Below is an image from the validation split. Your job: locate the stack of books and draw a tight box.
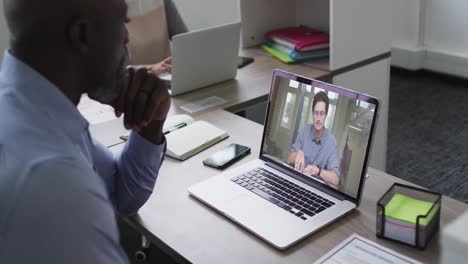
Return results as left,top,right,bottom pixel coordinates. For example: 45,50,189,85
262,25,330,63
383,193,438,246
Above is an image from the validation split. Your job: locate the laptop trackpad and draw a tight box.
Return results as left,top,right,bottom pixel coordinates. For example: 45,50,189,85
223,194,302,248
224,194,293,225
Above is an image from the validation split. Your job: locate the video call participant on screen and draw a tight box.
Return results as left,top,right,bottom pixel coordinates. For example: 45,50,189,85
287,91,340,189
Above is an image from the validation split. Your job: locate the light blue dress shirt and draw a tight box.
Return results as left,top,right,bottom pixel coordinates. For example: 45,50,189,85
291,125,340,176
0,51,166,263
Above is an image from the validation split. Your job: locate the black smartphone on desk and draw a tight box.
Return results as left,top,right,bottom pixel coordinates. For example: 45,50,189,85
203,143,251,169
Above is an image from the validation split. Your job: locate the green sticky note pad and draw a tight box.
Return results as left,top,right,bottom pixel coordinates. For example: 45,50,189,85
385,193,438,226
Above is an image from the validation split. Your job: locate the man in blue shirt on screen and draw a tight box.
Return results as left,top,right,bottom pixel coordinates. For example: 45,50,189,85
287,91,340,189
0,0,170,263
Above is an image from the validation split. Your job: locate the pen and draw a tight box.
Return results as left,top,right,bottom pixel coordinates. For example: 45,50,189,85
119,122,187,140
163,122,187,135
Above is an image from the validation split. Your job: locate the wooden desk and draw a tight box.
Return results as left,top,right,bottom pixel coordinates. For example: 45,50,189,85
90,47,328,147
108,109,466,264
167,47,330,116
91,49,467,263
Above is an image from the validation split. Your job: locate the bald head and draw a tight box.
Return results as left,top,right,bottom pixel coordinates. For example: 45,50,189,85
4,0,102,49
3,0,130,105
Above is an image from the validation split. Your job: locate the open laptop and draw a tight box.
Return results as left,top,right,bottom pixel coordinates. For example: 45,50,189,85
188,69,380,249
162,21,241,96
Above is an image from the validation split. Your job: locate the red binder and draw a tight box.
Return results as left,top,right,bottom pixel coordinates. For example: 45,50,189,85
265,26,329,51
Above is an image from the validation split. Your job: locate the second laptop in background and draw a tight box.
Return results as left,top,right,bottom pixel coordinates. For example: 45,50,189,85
162,21,241,96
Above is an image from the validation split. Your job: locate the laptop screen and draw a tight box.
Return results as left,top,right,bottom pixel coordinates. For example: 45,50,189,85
260,70,379,201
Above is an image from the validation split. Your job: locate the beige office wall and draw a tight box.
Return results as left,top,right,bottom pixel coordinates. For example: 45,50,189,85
0,1,9,62
126,0,170,65
127,0,164,16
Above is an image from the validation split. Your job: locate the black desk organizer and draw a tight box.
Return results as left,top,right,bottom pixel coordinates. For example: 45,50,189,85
376,183,441,249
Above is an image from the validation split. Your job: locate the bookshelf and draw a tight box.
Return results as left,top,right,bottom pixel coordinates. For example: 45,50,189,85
240,0,392,171
240,0,391,71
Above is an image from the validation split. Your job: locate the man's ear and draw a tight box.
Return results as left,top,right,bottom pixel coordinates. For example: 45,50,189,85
67,19,90,53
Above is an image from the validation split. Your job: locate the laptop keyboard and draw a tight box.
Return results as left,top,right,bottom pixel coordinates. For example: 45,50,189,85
231,168,335,221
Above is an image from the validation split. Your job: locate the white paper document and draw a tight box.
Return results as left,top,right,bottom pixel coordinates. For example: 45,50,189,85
180,96,226,113
314,234,421,264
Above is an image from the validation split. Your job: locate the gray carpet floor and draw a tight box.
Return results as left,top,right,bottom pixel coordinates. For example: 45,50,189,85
387,68,468,203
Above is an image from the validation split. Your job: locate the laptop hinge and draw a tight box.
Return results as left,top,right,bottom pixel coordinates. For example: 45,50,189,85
265,162,350,202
